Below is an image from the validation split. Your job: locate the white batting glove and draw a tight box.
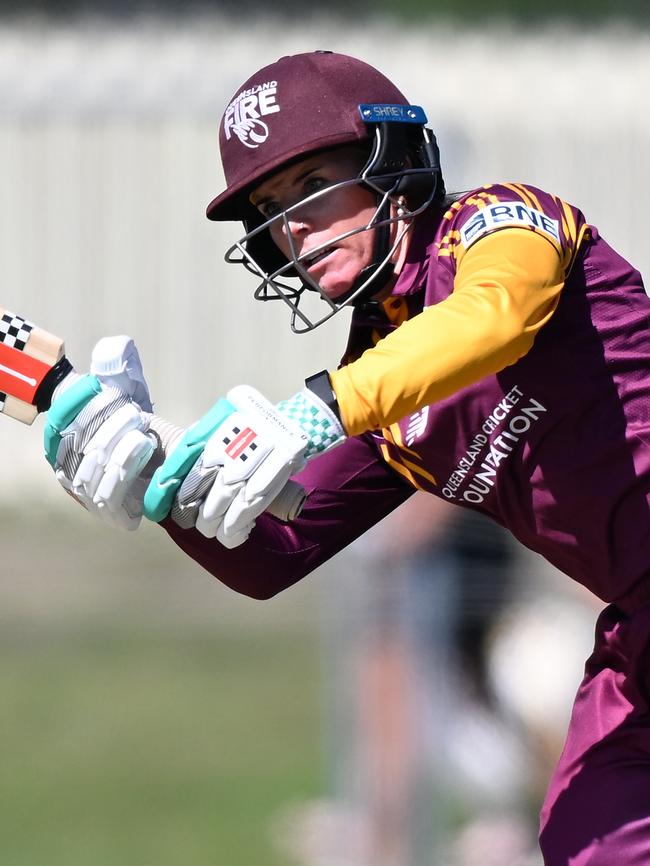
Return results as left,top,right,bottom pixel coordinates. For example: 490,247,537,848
194,385,307,545
44,337,156,531
145,382,345,548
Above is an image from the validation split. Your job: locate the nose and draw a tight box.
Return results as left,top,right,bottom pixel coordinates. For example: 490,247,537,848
278,213,311,257
285,215,309,239
269,208,312,258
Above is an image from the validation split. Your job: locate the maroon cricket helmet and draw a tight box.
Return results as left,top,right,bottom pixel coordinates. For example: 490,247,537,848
205,50,410,221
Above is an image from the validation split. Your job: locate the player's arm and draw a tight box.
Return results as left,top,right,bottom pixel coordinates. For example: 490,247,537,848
143,227,564,547
161,432,414,598
331,228,566,436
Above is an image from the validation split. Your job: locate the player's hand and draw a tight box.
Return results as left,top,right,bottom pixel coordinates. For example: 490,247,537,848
144,382,345,548
43,337,156,531
144,386,308,547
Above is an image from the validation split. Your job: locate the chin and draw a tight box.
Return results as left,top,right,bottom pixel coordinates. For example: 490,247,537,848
320,267,365,301
321,284,354,301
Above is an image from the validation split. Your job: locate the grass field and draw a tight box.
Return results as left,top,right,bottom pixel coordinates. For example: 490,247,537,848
0,505,325,866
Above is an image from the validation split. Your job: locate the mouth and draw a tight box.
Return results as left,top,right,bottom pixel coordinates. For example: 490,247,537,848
302,246,336,269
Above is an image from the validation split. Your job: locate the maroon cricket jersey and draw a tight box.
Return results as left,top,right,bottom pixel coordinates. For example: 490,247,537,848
164,183,650,609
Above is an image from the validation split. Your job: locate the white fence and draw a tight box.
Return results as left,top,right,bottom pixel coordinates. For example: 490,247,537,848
0,16,648,495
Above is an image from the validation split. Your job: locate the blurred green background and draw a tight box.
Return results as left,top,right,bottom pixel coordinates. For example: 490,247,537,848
0,506,326,866
0,0,648,26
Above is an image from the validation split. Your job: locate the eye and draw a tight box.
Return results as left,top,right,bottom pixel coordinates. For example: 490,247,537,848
258,200,281,219
303,175,327,196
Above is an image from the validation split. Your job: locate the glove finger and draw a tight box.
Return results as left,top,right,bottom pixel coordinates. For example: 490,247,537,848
216,520,254,549
67,388,132,452
95,501,141,532
119,508,143,532
106,489,143,530
82,402,146,460
176,455,220,507
72,420,152,505
127,474,150,507
55,467,74,495
90,336,153,413
142,397,236,524
57,398,140,485
200,474,244,527
93,431,155,512
170,500,201,530
194,509,219,539
170,456,221,530
195,502,254,547
194,476,243,539
44,374,101,469
86,480,142,531
117,479,149,530
237,453,297,502
73,450,105,501
70,459,133,529
222,472,289,537
56,430,86,484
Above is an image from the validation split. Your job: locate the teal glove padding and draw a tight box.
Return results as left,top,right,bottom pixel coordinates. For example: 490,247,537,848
143,397,236,523
44,374,102,468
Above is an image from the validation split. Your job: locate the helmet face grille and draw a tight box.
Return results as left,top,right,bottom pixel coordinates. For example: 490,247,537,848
224,137,443,333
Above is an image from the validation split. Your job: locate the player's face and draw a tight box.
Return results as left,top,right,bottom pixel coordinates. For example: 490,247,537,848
250,148,379,300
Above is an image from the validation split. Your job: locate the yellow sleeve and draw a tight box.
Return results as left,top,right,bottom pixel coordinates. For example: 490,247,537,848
331,228,565,436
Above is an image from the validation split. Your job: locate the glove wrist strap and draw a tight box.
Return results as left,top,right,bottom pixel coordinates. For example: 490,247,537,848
304,370,341,423
277,386,345,459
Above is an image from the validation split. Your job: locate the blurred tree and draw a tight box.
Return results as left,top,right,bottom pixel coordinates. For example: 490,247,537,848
0,0,647,25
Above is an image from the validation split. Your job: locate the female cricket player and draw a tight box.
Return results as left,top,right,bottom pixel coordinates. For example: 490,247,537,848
46,51,650,865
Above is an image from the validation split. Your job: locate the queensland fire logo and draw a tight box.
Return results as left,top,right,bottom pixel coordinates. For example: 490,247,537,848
223,80,280,149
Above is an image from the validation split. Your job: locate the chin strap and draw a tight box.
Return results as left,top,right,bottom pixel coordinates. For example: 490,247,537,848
351,200,395,303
